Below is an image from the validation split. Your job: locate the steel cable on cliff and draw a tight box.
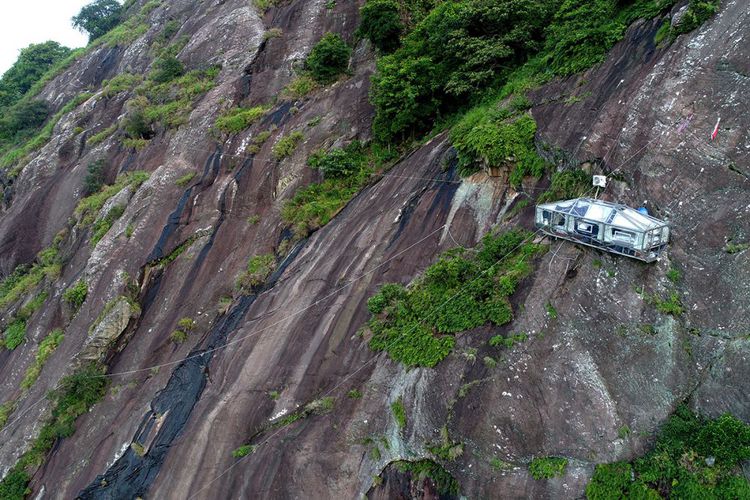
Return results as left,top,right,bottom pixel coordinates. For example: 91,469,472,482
187,122,693,497
186,224,553,499
0,224,451,439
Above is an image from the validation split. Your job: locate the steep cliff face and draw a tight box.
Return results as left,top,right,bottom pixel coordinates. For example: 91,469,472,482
0,0,748,499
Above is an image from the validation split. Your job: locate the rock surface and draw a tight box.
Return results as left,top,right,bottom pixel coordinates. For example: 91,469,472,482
0,0,748,498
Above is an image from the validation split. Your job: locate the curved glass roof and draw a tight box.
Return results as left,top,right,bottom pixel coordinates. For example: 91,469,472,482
537,198,667,231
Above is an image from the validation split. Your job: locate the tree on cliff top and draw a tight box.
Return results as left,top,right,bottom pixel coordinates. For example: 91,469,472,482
72,0,124,41
0,41,71,108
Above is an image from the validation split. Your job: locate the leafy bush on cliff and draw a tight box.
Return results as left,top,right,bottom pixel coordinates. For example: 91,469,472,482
358,0,402,53
450,104,545,184
21,329,64,391
215,105,269,133
0,362,108,498
0,41,71,108
306,33,351,83
308,141,367,179
366,229,545,367
282,142,374,238
671,0,721,37
63,280,88,311
586,406,750,498
529,457,568,479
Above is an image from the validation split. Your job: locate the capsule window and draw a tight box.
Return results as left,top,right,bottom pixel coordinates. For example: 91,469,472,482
612,229,635,243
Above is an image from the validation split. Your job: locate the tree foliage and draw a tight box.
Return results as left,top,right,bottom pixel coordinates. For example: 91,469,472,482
367,230,545,367
370,0,555,142
586,405,750,499
0,42,71,108
72,0,124,41
306,33,351,83
358,0,402,53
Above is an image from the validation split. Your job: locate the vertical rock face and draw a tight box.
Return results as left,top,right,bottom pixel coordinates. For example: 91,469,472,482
0,0,748,499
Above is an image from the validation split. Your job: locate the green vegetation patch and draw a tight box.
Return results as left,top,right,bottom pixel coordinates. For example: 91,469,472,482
529,456,568,480
358,0,402,53
281,141,378,240
232,444,256,458
306,32,351,83
538,168,590,203
86,125,117,146
586,405,750,499
450,102,545,184
20,329,64,391
236,254,276,292
0,362,108,498
649,291,684,316
75,171,148,227
392,460,460,497
0,249,60,311
366,229,545,367
3,319,27,350
122,65,220,140
63,280,88,311
391,397,407,430
90,205,126,246
1,92,92,171
214,105,269,133
670,0,721,38
272,131,304,160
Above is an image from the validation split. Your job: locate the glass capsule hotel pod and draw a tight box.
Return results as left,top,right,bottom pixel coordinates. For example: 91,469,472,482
535,197,670,263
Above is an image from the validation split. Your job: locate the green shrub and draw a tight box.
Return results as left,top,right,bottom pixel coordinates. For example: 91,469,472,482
306,33,351,83
348,389,363,399
178,317,196,330
282,75,318,100
175,172,196,187
237,254,276,291
451,106,545,183
367,230,544,366
253,0,276,13
272,131,304,160
75,171,148,226
489,332,527,348
83,159,106,195
537,169,590,203
0,401,16,429
529,457,568,480
358,0,402,53
308,141,367,179
393,460,460,496
545,302,558,319
3,319,27,350
391,397,407,430
21,329,64,390
586,406,750,498
281,166,369,238
86,125,117,146
63,280,88,311
0,41,71,108
651,291,684,316
666,266,681,283
90,204,126,246
232,444,256,458
0,468,29,499
170,329,188,343
150,54,185,83
671,0,720,37
214,105,269,133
